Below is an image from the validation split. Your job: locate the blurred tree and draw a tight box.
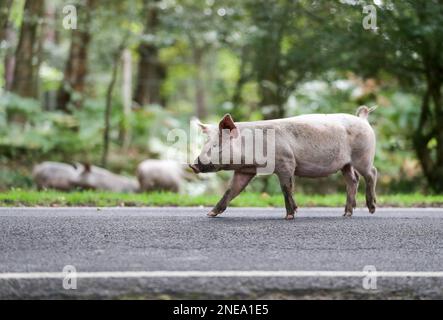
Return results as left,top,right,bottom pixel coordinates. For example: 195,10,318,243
394,1,443,192
162,0,238,119
120,48,133,149
3,27,16,91
247,0,290,119
56,0,97,112
242,0,329,119
134,0,166,107
102,44,124,167
2,0,18,91
229,46,249,119
0,0,13,42
11,0,44,99
321,0,443,192
191,44,207,119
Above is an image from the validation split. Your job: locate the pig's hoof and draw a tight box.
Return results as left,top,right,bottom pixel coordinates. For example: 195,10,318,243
207,211,220,218
343,211,353,217
285,214,295,220
368,206,376,214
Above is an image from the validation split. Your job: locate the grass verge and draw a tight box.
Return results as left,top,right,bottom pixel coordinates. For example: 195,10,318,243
1,190,443,207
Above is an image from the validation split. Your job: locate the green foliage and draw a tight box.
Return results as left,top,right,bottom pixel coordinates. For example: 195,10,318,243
1,0,442,193
0,170,33,190
0,93,99,157
0,92,194,189
0,93,40,123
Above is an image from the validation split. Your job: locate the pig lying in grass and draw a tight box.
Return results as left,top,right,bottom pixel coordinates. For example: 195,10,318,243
32,161,81,191
75,164,139,193
190,106,377,220
33,162,139,192
137,160,184,193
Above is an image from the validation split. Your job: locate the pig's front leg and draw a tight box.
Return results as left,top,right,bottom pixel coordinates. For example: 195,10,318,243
277,174,297,220
208,171,256,217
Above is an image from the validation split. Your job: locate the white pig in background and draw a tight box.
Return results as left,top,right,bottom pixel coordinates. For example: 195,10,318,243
137,159,185,193
32,161,81,191
75,164,139,193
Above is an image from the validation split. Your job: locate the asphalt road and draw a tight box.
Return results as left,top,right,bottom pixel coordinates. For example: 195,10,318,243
0,207,442,299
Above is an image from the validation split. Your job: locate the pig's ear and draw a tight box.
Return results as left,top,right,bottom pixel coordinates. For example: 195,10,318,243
83,163,91,173
197,121,209,134
219,114,238,138
193,117,209,134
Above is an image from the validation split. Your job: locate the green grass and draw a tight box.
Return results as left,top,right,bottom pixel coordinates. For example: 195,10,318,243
1,190,443,207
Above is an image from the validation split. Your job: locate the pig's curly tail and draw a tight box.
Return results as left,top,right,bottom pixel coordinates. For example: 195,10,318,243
356,105,377,119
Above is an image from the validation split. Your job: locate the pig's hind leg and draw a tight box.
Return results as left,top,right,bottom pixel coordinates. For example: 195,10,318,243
341,164,359,217
363,166,377,214
277,173,297,220
208,171,256,217
354,165,377,214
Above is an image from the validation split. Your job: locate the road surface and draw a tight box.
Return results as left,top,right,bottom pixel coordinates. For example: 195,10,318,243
0,207,442,299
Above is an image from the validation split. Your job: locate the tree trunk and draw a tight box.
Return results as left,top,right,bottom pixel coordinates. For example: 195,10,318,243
33,14,46,100
409,1,443,192
102,48,122,168
0,0,13,42
432,81,443,191
255,22,286,120
41,2,58,110
56,0,97,112
43,1,57,44
3,23,16,91
11,0,44,98
119,49,132,150
414,76,443,192
133,0,165,107
231,47,250,121
193,47,207,119
259,73,286,120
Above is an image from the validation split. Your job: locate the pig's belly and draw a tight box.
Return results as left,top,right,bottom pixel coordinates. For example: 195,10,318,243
294,158,347,178
291,131,351,177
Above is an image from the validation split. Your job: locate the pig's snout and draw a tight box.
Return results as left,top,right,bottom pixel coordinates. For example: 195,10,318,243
190,157,217,173
189,157,203,174
189,164,200,174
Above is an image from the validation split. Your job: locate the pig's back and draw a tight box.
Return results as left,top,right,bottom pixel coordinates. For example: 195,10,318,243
137,160,182,192
238,113,370,131
280,114,374,177
87,166,139,192
32,162,79,190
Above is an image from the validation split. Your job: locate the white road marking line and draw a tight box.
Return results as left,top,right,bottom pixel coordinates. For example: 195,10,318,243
0,271,443,280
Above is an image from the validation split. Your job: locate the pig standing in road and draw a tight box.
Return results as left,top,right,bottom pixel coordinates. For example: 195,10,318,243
190,106,377,219
137,160,184,193
75,164,139,193
32,161,81,191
